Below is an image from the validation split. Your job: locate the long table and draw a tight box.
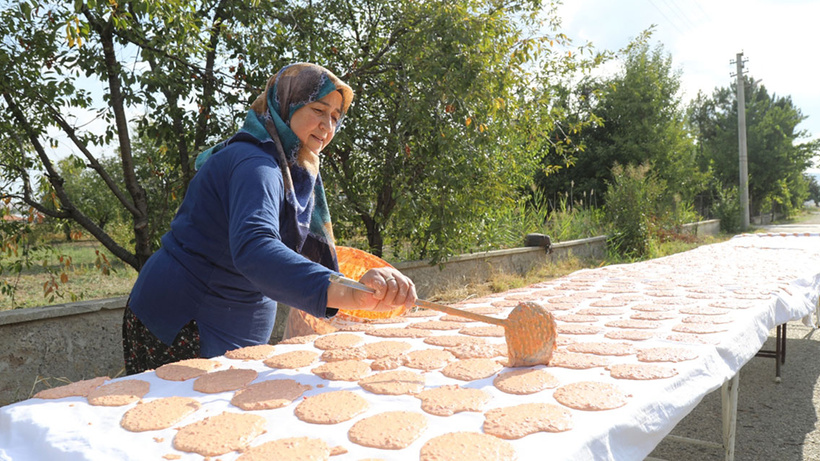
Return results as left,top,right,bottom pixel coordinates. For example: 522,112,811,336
2,233,819,461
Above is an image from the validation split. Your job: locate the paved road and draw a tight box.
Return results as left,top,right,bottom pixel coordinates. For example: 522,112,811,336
648,212,820,461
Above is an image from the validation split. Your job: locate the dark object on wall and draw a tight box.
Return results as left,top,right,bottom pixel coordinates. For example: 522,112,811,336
524,233,552,253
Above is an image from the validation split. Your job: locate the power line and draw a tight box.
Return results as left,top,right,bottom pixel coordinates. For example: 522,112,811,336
646,0,687,36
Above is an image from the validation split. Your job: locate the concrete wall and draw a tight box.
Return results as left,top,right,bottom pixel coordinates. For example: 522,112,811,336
0,221,717,406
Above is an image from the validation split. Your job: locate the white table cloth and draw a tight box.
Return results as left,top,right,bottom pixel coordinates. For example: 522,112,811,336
2,233,819,461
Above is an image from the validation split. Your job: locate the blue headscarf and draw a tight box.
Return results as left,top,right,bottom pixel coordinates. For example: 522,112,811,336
195,63,353,270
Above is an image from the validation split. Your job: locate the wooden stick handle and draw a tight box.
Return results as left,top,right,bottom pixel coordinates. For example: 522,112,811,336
330,275,505,326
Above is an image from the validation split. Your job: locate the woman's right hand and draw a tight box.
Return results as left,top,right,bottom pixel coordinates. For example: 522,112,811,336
352,268,417,313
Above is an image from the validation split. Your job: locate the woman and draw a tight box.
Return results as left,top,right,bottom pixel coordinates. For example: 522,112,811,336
123,63,416,375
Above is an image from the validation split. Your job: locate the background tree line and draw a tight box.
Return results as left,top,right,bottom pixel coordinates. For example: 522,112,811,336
1,1,818,294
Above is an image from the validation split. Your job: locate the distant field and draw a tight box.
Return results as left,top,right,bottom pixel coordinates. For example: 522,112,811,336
0,240,138,311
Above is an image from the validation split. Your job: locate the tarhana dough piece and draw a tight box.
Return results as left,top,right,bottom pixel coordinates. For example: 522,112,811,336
402,349,456,370
423,335,487,348
236,437,331,461
566,341,636,356
459,325,505,337
548,351,610,369
362,340,412,359
193,368,258,394
34,376,109,400
155,358,221,381
348,411,428,450
313,333,364,350
446,343,506,359
637,347,699,363
604,330,656,341
605,319,661,330
420,432,516,461
415,385,491,416
359,370,425,395
672,323,728,334
609,363,678,380
370,356,405,371
408,320,464,330
553,381,629,411
87,379,150,406
224,344,276,361
483,403,573,439
121,397,201,432
320,347,367,362
366,327,433,338
264,350,319,369
173,411,267,457
231,379,312,411
278,334,319,344
441,358,504,381
312,360,371,381
294,390,368,424
556,324,603,335
493,368,560,395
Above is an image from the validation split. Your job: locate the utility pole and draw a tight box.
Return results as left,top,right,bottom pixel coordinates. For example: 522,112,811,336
731,52,750,230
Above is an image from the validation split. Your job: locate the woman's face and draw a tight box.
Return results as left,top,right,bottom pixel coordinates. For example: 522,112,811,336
290,90,343,155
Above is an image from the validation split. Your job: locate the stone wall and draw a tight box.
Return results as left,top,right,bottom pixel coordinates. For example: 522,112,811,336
0,222,716,406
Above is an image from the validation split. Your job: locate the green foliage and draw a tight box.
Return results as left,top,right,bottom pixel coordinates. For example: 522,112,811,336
712,185,741,234
688,77,817,217
603,163,662,259
537,41,705,209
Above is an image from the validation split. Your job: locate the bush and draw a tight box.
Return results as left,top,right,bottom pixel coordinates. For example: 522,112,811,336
712,186,741,234
604,163,661,259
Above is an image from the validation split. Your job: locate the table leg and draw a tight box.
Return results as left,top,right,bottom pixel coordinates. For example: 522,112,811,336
721,373,739,461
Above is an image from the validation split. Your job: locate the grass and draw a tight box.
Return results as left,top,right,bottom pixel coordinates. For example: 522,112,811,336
0,239,138,311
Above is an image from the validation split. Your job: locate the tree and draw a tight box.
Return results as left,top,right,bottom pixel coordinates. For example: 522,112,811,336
536,41,703,211
688,77,817,217
0,0,607,273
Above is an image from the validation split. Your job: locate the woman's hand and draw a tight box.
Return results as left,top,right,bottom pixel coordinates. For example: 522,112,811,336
353,268,417,313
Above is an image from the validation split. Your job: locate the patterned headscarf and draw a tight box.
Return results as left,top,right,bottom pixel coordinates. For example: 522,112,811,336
195,63,353,271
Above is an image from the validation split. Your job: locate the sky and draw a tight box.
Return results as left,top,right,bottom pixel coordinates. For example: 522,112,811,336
556,0,820,168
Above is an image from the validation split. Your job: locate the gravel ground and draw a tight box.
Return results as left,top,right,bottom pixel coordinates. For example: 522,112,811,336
648,212,820,461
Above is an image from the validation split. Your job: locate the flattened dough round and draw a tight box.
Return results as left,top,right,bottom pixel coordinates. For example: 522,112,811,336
264,350,319,369
493,368,560,395
459,325,505,337
173,411,267,456
548,351,610,369
403,349,455,370
423,335,487,348
362,340,412,359
34,376,109,400
566,341,635,356
294,390,368,424
193,368,257,394
313,333,363,350
637,347,699,363
440,358,503,381
366,327,433,338
121,397,201,432
419,432,517,461
348,411,427,450
312,360,371,381
155,358,221,381
609,363,678,380
483,403,573,439
420,432,516,461
359,370,425,395
224,344,276,361
553,381,628,411
87,379,150,406
416,385,490,416
231,379,312,411
236,437,330,461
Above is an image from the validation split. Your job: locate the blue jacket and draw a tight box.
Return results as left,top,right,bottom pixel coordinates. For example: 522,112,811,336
128,135,337,357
